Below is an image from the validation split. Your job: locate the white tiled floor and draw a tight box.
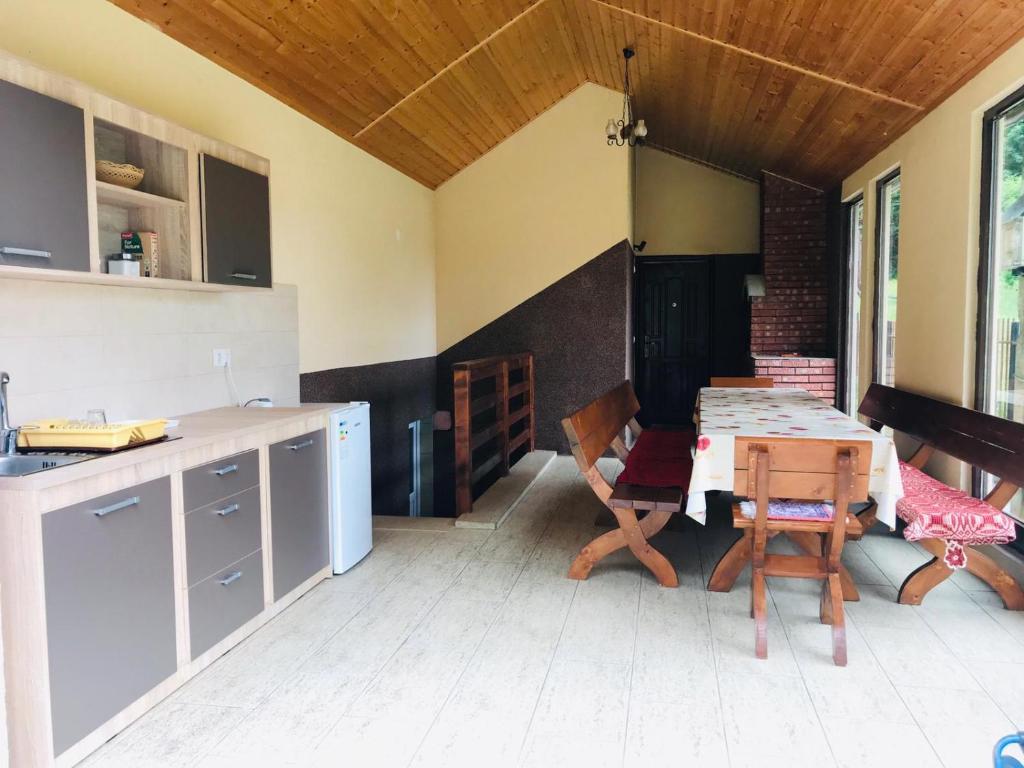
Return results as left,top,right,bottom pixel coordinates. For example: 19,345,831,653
80,457,1024,768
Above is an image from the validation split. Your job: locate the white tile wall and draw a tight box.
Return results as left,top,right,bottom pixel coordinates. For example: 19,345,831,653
0,280,300,423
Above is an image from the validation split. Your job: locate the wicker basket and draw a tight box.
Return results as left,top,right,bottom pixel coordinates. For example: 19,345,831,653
96,159,145,189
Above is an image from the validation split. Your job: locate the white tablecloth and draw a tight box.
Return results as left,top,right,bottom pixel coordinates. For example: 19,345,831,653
686,388,903,528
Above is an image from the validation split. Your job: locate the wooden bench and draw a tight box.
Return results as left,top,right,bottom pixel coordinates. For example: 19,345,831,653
858,384,1023,609
561,382,694,587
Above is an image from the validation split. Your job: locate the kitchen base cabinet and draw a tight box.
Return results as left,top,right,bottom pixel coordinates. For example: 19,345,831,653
270,429,329,601
41,477,176,756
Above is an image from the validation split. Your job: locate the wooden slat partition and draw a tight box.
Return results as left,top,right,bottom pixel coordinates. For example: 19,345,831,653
453,352,536,517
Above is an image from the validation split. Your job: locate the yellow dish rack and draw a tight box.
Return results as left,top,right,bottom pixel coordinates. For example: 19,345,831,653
17,419,168,451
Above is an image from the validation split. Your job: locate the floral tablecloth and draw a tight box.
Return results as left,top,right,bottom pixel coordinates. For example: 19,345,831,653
686,387,903,527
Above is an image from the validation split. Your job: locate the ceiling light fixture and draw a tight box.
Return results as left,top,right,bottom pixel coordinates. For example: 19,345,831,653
606,47,647,147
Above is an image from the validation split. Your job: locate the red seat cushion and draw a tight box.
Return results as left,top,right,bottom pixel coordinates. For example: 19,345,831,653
616,428,694,489
896,461,1016,545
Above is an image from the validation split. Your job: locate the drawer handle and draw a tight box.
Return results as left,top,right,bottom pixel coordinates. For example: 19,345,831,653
215,503,240,517
287,439,314,451
218,570,243,586
231,271,258,281
1,246,52,260
93,496,140,517
213,463,238,476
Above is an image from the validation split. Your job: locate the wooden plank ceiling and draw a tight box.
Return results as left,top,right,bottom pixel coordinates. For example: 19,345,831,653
109,0,1024,189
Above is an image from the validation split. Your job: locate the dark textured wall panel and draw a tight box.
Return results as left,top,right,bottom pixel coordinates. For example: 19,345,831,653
433,239,633,515
301,357,435,517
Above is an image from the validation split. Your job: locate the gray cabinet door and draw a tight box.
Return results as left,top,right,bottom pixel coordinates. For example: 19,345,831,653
0,79,90,272
42,477,176,756
269,429,329,600
200,153,272,288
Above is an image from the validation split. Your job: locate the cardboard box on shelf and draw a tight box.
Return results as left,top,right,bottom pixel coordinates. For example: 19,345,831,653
121,231,159,278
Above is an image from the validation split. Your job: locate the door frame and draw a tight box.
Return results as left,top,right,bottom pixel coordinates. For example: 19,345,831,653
631,255,714,407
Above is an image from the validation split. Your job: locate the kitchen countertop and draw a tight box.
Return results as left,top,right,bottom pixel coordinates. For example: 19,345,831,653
0,404,347,494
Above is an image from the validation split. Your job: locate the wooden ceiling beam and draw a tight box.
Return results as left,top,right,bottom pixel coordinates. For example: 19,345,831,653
354,0,552,138
588,0,925,111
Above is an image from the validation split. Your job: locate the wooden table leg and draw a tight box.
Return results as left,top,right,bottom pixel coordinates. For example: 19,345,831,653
708,531,752,592
788,531,860,602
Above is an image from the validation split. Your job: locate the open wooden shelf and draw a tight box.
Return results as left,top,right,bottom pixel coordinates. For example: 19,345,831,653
95,181,186,210
0,264,270,293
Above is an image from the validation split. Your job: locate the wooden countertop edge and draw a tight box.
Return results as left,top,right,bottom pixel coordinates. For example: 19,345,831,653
0,404,347,499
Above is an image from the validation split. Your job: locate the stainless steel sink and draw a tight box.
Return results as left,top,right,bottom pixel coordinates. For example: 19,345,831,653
0,454,91,477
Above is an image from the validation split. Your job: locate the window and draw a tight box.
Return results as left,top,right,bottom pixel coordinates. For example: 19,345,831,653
979,87,1024,529
842,195,864,414
874,171,900,387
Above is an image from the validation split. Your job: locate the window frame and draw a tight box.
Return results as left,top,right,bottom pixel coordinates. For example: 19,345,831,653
976,82,1024,414
975,84,1024,519
839,193,864,414
873,168,901,386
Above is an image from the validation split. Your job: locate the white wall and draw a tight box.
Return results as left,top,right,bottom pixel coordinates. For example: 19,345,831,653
842,36,1024,486
434,84,633,351
0,281,299,423
634,147,760,255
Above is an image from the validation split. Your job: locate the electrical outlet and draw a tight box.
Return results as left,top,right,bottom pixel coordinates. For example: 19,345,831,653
213,348,231,368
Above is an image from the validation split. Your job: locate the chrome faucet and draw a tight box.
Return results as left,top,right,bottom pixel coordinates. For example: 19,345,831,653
0,372,18,455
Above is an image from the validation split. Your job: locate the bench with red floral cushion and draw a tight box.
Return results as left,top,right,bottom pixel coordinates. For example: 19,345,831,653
562,382,694,588
859,384,1024,609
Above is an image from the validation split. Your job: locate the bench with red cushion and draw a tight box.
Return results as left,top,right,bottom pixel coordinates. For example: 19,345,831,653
615,427,694,490
561,382,694,587
859,384,1024,609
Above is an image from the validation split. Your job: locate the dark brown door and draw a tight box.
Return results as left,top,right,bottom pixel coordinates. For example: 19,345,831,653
634,258,711,425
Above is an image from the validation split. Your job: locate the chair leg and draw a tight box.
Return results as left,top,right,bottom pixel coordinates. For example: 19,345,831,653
568,528,626,580
819,579,833,625
611,507,678,588
708,530,753,592
827,572,847,666
752,567,768,659
898,556,953,605
917,539,1024,610
788,531,860,602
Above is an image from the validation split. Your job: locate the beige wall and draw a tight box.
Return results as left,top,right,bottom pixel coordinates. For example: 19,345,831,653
0,0,436,374
634,147,760,255
434,83,633,351
842,37,1024,484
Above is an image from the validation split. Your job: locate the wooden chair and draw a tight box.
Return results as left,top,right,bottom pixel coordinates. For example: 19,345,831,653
562,382,693,587
709,376,774,388
734,437,872,666
858,384,1024,609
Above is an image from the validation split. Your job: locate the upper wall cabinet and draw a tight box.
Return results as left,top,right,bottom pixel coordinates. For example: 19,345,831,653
200,154,272,289
0,80,90,272
0,51,271,292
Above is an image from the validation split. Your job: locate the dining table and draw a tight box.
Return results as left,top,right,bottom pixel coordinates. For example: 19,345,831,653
687,386,905,598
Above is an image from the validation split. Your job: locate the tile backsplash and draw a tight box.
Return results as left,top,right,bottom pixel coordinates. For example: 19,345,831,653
0,279,300,424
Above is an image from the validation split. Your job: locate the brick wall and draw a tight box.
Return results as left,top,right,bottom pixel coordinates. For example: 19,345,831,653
754,355,836,405
751,173,829,355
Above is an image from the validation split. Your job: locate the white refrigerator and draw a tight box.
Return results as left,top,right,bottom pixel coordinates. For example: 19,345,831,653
328,402,373,574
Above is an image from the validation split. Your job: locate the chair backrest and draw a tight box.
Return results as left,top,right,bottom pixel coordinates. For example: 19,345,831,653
710,376,774,388
561,381,640,470
734,437,873,505
858,383,1024,488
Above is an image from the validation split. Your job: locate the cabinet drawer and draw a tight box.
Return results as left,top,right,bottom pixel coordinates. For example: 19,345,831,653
189,550,264,660
42,477,176,756
183,449,259,511
185,485,262,587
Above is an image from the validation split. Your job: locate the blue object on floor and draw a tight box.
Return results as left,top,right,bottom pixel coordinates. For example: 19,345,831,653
995,733,1024,767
